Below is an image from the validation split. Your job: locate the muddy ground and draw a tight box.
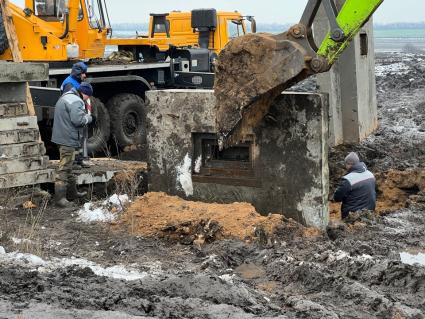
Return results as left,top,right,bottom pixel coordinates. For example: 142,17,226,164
0,52,425,318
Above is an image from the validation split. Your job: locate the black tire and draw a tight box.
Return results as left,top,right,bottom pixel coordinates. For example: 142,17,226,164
0,7,9,55
87,97,111,154
107,93,146,149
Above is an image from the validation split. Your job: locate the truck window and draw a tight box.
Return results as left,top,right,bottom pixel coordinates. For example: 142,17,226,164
34,0,83,21
34,0,56,16
85,0,105,28
227,19,243,39
154,20,170,33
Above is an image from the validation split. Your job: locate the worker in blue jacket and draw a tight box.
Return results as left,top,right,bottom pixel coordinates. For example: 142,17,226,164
60,62,88,94
333,152,376,219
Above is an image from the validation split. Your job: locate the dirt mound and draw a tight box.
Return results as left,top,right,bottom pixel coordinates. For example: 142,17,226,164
120,192,287,244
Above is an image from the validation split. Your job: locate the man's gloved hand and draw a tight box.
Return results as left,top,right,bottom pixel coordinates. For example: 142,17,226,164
90,114,97,126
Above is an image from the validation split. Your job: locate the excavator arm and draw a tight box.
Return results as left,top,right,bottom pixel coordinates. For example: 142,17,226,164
214,0,383,148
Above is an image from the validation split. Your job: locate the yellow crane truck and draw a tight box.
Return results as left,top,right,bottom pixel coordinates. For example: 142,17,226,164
0,0,255,153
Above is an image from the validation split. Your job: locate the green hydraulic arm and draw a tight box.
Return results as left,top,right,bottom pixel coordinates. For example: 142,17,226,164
214,0,384,147
317,0,383,64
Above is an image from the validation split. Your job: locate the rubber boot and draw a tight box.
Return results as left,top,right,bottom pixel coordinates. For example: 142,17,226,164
67,178,87,201
55,182,74,208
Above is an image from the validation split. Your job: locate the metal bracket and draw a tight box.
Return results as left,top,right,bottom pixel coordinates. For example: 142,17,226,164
299,0,345,46
322,0,345,42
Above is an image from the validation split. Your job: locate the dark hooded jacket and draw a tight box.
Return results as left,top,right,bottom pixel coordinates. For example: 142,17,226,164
333,162,376,218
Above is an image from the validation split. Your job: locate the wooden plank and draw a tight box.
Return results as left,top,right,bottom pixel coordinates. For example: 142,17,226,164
0,0,36,116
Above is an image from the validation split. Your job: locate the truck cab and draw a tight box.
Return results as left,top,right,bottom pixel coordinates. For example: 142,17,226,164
108,9,256,61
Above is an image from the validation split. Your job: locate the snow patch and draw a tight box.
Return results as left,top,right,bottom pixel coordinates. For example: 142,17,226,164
78,203,116,223
375,62,409,76
0,250,150,281
176,153,193,196
219,274,235,284
104,194,129,208
11,237,34,245
194,155,202,174
48,257,148,280
7,251,46,266
78,194,129,223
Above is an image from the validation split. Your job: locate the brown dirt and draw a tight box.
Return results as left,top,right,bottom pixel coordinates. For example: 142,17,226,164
120,192,287,242
214,32,307,144
375,169,425,212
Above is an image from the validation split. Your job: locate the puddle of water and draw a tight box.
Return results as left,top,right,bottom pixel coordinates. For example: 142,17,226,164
235,263,266,280
400,251,425,266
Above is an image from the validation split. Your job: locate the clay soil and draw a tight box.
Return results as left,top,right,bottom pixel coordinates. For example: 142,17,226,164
120,192,285,242
0,52,425,318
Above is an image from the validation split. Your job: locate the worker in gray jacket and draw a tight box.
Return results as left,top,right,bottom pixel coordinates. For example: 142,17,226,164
333,152,376,219
51,83,96,207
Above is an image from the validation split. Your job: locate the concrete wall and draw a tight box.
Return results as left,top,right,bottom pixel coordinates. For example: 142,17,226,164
146,90,330,229
313,1,377,145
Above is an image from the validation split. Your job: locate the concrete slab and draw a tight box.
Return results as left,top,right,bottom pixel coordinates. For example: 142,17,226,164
146,90,329,229
49,159,148,185
0,129,40,145
0,83,26,103
0,142,45,159
0,102,28,118
0,156,49,174
0,169,54,189
0,62,49,83
0,116,38,131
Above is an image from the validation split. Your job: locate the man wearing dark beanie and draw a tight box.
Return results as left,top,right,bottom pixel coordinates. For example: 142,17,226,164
60,62,88,94
52,83,96,207
333,152,376,219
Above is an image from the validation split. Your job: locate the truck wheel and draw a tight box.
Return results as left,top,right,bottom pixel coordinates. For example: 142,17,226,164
0,7,9,55
87,97,111,154
107,93,146,149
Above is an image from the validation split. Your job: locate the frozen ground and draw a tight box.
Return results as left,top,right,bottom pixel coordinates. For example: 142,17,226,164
0,52,425,318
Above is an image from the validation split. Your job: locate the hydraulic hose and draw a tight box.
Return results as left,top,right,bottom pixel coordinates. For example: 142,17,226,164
59,10,70,39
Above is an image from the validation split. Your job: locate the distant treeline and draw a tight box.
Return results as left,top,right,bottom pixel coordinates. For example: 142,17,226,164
374,22,425,29
112,22,425,32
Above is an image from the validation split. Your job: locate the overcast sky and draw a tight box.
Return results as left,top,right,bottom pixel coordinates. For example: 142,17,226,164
11,0,424,24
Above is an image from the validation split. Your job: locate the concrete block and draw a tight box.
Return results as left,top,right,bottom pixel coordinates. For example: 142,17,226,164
0,83,26,103
0,62,49,83
0,156,49,174
146,90,329,229
0,129,40,145
0,142,45,158
0,103,28,118
0,116,38,131
0,169,54,189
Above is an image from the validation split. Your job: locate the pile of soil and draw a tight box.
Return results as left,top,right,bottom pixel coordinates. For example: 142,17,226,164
120,192,286,243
